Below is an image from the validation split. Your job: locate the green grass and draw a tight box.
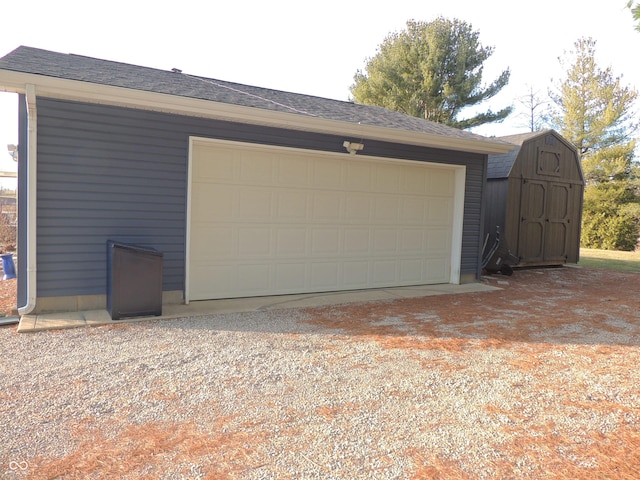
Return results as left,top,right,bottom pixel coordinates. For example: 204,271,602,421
578,248,640,273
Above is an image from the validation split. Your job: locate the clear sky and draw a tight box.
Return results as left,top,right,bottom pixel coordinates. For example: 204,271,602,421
0,0,638,180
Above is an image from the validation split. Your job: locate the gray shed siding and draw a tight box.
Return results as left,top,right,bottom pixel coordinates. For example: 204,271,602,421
23,97,487,299
483,179,509,243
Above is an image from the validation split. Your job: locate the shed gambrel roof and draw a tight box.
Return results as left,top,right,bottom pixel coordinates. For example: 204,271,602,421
0,46,514,154
486,130,576,179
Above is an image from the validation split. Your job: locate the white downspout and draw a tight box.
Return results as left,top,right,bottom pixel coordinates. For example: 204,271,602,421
18,84,37,315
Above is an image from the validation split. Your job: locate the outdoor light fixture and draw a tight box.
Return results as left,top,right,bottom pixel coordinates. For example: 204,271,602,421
6,145,17,162
343,141,364,155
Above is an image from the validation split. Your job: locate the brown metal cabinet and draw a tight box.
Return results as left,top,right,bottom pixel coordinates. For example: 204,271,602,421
484,130,584,267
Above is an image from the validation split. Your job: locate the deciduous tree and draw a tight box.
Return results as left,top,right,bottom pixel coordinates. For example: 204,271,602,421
516,85,549,132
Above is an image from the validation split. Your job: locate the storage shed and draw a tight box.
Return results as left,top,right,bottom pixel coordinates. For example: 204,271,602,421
484,130,584,267
0,46,513,315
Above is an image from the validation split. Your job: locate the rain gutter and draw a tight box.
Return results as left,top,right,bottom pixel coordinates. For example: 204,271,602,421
18,83,36,315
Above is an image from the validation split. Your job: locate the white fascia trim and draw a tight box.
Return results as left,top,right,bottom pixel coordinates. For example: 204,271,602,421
449,166,466,284
0,70,514,155
184,137,195,305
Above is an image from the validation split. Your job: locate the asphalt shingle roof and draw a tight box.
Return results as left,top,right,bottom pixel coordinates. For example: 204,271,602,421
0,46,506,146
486,149,519,179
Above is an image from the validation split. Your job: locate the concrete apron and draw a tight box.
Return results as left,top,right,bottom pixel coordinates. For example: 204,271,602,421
17,282,501,333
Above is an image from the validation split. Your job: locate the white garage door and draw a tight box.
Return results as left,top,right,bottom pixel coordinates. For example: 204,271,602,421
187,138,464,301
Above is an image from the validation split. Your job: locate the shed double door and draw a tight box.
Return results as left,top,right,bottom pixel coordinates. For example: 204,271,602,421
518,179,574,264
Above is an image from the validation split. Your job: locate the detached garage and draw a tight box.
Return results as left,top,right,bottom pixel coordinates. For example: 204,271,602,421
484,130,584,267
0,46,512,315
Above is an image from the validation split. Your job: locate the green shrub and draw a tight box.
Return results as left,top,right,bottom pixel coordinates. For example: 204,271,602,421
581,201,640,251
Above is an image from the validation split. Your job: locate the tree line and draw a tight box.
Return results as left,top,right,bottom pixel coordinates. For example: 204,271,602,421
350,14,639,251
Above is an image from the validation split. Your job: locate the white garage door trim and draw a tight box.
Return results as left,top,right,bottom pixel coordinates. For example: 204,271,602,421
185,137,466,303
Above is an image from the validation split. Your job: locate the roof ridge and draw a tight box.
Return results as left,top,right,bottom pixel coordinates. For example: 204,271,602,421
184,73,319,117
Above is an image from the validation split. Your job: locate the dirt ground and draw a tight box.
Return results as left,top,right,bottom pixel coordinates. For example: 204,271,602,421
306,265,640,345
0,277,16,317
301,266,640,478
0,265,635,324
2,266,639,479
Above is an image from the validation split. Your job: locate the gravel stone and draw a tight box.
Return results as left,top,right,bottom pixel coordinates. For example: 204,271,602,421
1,267,639,479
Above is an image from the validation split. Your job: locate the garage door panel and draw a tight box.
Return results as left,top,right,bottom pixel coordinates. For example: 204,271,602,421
374,164,401,193
189,140,457,301
275,228,307,256
400,198,427,223
427,198,454,224
238,188,273,220
191,226,235,260
346,163,372,190
343,228,370,254
345,195,373,222
239,152,275,183
191,263,235,299
373,260,398,284
238,227,271,257
400,258,424,282
401,167,428,194
311,262,339,289
192,185,235,220
425,258,449,282
373,196,400,222
427,229,452,254
373,229,398,253
313,158,343,188
400,228,426,253
311,228,340,255
278,155,309,185
429,170,455,195
276,191,308,219
192,145,236,180
238,264,270,293
275,263,307,290
343,261,369,287
311,193,342,222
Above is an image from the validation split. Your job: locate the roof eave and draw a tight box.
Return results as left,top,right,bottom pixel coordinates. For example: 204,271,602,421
0,70,514,155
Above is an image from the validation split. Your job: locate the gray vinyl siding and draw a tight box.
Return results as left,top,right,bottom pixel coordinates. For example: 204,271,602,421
36,98,187,297
33,98,487,299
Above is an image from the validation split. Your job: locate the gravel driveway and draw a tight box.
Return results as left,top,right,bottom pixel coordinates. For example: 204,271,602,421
1,267,639,479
